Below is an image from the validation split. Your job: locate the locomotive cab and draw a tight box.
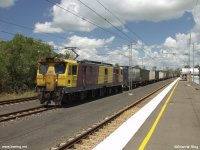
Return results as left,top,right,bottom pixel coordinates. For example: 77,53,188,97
36,58,78,105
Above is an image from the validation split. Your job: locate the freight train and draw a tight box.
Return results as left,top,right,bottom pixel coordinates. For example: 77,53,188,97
122,67,176,89
36,58,176,105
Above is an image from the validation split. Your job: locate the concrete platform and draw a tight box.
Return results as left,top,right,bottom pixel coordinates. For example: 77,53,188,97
124,80,200,150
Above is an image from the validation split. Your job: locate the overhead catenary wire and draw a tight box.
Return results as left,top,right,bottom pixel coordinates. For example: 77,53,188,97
0,19,66,40
1,30,16,36
95,0,147,45
103,44,129,48
76,0,133,42
0,18,129,51
46,0,130,43
90,0,148,73
1,30,50,45
0,37,9,41
94,1,167,69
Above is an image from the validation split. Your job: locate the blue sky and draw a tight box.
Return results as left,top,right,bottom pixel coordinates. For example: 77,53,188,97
0,0,200,69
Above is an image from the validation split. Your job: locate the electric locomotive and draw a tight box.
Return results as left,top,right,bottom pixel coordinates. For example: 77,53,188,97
36,57,123,105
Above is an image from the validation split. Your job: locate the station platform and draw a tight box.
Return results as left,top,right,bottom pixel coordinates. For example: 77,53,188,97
124,80,200,150
94,79,200,150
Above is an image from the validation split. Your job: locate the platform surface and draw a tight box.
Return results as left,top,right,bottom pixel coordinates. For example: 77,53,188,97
125,80,200,150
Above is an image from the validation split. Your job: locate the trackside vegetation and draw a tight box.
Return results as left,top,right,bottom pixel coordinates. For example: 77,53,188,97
0,34,54,93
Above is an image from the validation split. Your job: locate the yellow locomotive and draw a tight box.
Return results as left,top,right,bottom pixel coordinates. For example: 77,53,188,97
36,57,123,105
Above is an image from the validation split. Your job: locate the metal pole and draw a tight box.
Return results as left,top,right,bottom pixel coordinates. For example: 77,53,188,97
130,44,131,91
199,66,200,85
189,33,191,68
188,33,191,82
193,43,194,82
131,42,133,90
128,42,133,95
142,57,143,68
128,45,131,91
130,45,131,91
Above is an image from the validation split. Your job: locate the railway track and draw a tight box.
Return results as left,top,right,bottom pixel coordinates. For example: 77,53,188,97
53,81,172,150
0,105,56,123
0,96,38,106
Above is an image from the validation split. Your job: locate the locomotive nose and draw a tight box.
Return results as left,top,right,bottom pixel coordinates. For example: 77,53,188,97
45,74,56,91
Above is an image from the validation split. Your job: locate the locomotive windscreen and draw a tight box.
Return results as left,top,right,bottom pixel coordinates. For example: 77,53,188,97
39,64,48,74
38,63,66,74
55,63,66,74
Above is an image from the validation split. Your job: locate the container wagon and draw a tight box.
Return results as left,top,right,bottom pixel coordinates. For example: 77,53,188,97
159,71,165,80
149,70,156,83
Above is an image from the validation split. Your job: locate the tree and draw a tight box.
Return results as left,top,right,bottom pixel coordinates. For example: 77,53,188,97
0,34,54,92
0,41,9,92
54,53,70,59
184,65,190,68
195,64,200,68
152,66,157,71
134,65,141,69
115,63,120,67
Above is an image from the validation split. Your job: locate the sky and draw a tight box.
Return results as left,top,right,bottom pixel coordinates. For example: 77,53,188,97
0,0,200,70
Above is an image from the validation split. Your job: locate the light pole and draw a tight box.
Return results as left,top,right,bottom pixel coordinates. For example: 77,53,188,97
137,57,144,68
141,57,144,68
189,33,191,69
193,43,194,82
128,43,133,93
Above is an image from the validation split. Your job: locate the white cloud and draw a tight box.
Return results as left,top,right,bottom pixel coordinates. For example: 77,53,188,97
40,0,200,69
50,35,143,66
34,0,195,33
49,32,200,69
192,4,200,32
164,37,177,48
52,35,138,65
164,32,199,50
0,0,16,8
56,35,115,61
64,35,115,49
34,22,63,33
47,41,61,50
48,32,200,69
147,31,200,69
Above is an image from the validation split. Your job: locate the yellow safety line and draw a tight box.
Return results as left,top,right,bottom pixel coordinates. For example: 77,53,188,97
138,81,179,150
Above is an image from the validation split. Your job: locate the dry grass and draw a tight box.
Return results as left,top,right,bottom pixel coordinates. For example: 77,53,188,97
0,90,37,101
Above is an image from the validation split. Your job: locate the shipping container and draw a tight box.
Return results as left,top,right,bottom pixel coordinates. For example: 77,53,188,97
155,71,159,80
149,70,155,81
129,68,140,82
140,69,150,82
159,71,164,79
122,66,129,88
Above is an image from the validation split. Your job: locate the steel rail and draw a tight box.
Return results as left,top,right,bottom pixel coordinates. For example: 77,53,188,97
0,96,38,106
0,106,56,123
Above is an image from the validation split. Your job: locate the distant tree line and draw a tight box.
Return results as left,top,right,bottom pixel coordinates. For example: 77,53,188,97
184,65,200,68
0,34,55,93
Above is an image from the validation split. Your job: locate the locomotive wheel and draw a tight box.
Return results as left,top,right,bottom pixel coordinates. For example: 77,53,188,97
39,92,46,104
114,86,121,93
90,90,96,99
118,86,123,93
66,94,72,104
54,93,64,106
80,91,86,102
107,88,112,95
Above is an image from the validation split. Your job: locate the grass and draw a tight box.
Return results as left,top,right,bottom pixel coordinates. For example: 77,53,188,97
0,90,38,101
